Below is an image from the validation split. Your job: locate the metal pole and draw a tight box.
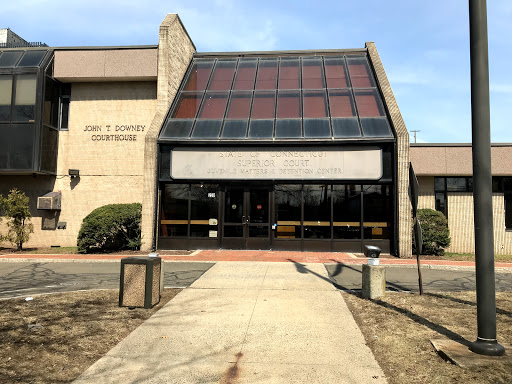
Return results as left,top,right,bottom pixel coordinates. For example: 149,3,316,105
468,0,505,356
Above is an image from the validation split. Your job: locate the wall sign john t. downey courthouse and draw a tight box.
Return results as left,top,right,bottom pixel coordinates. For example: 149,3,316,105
171,147,383,180
84,124,146,141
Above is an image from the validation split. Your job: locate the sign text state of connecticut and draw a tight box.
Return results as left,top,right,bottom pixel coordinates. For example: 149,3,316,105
83,124,146,142
171,148,383,180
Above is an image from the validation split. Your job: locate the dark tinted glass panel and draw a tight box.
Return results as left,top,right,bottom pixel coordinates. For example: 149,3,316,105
221,120,248,138
44,77,60,128
275,119,302,138
0,51,23,67
504,177,512,192
435,192,447,217
279,58,300,89
251,91,275,119
324,57,348,88
447,178,468,192
492,177,502,193
354,90,384,117
191,120,222,138
249,227,269,237
333,185,361,239
332,118,361,138
304,185,331,239
0,75,12,121
363,185,391,239
505,193,512,229
198,92,228,119
467,178,473,192
0,124,9,168
60,97,70,130
360,118,392,137
224,226,243,237
302,58,325,89
184,61,214,91
347,57,374,88
249,189,269,223
248,120,274,138
255,59,278,90
10,123,34,169
277,91,301,118
226,91,252,119
160,184,189,237
329,89,355,117
233,59,257,90
303,90,327,118
159,146,171,179
275,185,301,238
434,177,446,191
40,125,58,172
304,119,331,138
161,120,193,138
208,60,236,90
190,184,219,237
17,50,47,67
225,188,244,223
173,92,202,118
13,74,37,122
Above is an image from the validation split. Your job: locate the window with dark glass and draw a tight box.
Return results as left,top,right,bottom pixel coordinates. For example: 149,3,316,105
233,59,257,90
160,184,189,237
277,91,301,118
59,83,71,130
275,185,302,239
354,89,384,117
0,51,23,67
255,59,278,90
302,58,325,89
251,91,275,119
208,60,236,91
347,57,374,88
333,185,361,239
184,61,214,91
44,77,60,128
328,89,355,117
173,92,203,118
198,92,229,119
226,91,252,119
190,184,219,237
363,185,391,239
324,57,348,88
303,90,327,118
279,58,300,89
303,185,331,239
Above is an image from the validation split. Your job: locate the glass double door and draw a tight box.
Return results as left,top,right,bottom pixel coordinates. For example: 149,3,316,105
223,187,271,249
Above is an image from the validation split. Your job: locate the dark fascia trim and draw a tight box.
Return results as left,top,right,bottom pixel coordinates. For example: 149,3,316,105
194,48,367,58
411,143,512,147
157,138,395,145
52,45,158,51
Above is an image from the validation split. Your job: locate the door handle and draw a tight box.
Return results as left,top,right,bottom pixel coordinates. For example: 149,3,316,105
247,216,250,224
242,215,246,224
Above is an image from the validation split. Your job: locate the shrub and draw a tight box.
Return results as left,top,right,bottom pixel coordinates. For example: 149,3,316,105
415,208,451,255
77,203,142,253
1,189,34,251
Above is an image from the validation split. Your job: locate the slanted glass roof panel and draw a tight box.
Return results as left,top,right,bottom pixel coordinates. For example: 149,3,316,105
17,50,47,67
0,51,24,67
159,54,395,141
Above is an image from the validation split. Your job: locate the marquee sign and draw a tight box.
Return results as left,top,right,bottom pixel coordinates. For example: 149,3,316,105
170,147,382,180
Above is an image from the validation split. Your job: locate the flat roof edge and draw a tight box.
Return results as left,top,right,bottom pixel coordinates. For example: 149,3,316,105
51,45,158,51
194,48,367,58
411,143,512,147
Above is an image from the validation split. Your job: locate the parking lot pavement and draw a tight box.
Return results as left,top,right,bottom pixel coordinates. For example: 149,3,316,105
0,261,214,299
324,263,512,292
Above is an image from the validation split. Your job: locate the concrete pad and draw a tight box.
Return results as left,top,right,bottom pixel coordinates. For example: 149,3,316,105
238,362,387,384
261,262,336,291
190,261,269,289
431,339,512,369
74,261,387,384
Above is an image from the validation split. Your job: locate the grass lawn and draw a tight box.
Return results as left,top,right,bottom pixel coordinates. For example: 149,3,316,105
0,289,180,384
343,291,512,384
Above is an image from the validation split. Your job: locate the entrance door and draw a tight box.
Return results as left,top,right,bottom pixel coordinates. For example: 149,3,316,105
222,187,270,249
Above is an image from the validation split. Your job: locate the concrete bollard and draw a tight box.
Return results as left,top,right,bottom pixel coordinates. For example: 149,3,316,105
362,264,386,299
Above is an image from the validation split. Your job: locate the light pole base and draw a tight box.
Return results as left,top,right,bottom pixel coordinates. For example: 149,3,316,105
469,338,505,356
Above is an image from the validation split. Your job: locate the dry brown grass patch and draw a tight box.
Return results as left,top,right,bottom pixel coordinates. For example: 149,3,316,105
0,288,180,384
343,291,512,384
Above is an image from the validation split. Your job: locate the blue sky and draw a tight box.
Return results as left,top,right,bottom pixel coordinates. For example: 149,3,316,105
3,0,511,143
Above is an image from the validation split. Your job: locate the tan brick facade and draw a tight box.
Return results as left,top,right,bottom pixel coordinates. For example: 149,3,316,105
366,42,412,258
415,176,512,255
141,14,196,251
1,82,157,248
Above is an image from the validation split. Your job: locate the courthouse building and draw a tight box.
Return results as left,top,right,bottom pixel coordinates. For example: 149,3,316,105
0,14,510,257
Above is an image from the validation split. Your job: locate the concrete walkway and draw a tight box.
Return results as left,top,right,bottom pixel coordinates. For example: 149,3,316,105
73,262,386,383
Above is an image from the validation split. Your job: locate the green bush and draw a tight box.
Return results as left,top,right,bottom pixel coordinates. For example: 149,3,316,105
0,188,34,251
415,208,451,255
77,203,142,253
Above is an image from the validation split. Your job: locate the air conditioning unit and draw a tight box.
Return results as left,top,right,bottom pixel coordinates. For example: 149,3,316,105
37,191,62,210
